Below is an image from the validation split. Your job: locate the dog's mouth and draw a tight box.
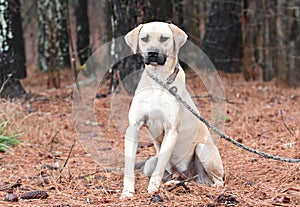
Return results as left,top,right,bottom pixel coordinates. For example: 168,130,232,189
144,49,167,65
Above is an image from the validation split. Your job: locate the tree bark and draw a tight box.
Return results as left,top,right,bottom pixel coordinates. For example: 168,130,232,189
202,0,243,73
109,0,143,94
37,0,70,88
182,0,200,45
286,0,300,87
56,0,71,68
242,0,299,86
261,0,277,81
0,0,26,99
74,0,91,65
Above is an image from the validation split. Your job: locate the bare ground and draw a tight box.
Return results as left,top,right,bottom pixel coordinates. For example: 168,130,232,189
0,69,299,206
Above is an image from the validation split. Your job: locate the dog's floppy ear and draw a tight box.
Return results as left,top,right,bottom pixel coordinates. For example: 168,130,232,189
125,24,143,54
168,23,188,52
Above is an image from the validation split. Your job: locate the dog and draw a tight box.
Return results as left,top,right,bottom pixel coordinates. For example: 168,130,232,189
121,22,224,198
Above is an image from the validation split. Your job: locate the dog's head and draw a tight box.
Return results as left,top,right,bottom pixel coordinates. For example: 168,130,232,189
125,22,187,66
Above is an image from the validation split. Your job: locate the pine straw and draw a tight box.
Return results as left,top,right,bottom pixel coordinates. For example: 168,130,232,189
0,70,299,206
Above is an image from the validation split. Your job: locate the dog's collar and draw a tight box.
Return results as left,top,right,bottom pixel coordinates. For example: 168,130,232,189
166,66,179,85
146,67,179,95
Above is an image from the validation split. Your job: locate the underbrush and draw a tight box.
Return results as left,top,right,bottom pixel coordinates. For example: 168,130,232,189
0,99,22,152
0,120,21,152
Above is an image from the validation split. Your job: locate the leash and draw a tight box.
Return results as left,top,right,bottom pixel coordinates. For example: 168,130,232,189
146,69,300,163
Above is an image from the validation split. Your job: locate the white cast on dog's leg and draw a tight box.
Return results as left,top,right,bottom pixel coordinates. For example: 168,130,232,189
147,129,178,194
121,123,142,198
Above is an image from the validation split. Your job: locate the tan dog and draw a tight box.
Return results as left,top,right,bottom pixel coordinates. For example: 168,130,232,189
121,22,224,198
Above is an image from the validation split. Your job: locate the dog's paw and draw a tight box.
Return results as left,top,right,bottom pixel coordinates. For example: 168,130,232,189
120,190,134,199
147,185,159,195
147,177,161,194
212,179,224,187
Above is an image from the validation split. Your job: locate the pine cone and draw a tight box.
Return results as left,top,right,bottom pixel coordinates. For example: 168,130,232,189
20,190,48,199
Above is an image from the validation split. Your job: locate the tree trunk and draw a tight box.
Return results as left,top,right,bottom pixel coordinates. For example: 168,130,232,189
261,0,277,81
0,0,26,99
286,0,300,87
109,0,143,95
74,0,91,65
242,0,299,86
275,0,287,84
37,0,70,88
293,0,300,87
56,0,71,68
202,0,243,73
109,0,173,94
182,0,200,45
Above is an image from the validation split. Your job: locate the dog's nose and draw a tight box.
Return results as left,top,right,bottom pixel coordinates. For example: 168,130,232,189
147,48,159,57
144,48,166,65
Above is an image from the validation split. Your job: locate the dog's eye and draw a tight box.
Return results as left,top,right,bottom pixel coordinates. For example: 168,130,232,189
160,36,169,43
141,36,149,42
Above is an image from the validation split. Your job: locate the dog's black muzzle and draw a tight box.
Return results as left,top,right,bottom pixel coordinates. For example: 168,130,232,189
144,48,166,65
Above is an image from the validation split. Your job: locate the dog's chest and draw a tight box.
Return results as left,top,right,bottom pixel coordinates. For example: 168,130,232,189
135,86,178,109
129,86,181,125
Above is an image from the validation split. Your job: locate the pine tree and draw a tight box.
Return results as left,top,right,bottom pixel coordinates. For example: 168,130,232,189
74,0,91,66
37,0,70,87
0,0,26,98
202,0,243,72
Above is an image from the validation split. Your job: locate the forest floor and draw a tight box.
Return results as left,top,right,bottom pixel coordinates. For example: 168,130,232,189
0,69,299,207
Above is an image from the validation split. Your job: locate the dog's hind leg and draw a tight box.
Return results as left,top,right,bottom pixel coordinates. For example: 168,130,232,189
121,122,143,198
193,155,213,185
195,136,224,186
144,156,157,176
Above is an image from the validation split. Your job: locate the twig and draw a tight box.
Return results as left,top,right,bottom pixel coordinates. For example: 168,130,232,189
192,94,244,105
224,98,244,105
191,94,210,99
49,131,59,166
167,175,199,192
58,141,75,182
215,95,244,105
0,74,12,95
78,167,102,179
280,110,295,137
0,179,22,192
281,187,300,193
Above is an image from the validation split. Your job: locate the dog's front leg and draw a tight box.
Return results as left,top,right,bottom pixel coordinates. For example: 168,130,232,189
147,129,178,194
121,123,142,198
